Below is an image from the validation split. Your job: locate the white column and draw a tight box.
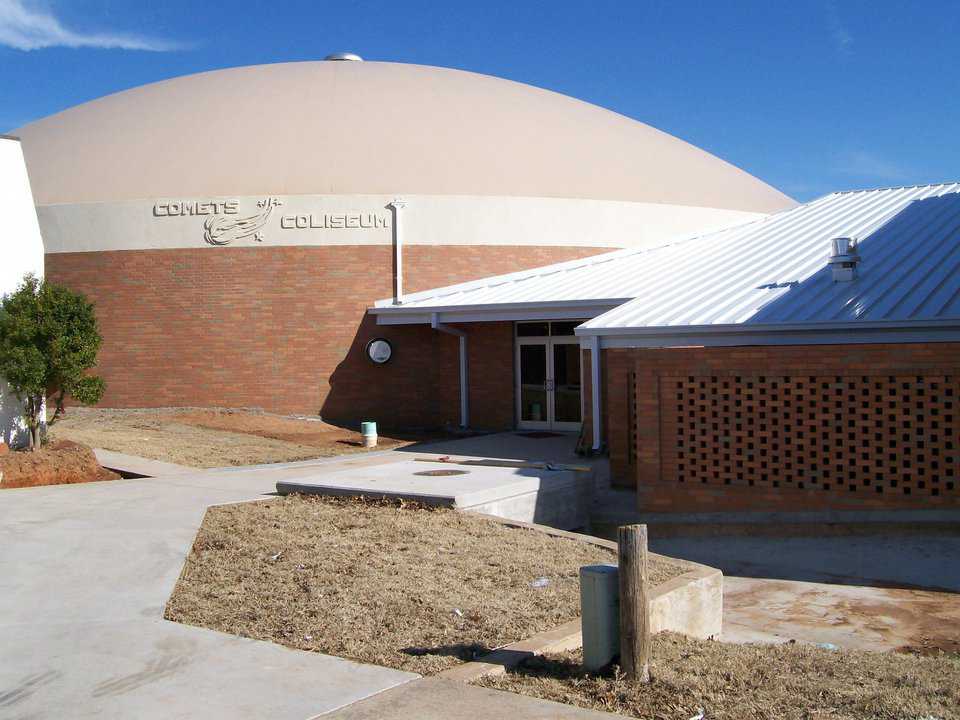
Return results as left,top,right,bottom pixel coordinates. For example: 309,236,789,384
591,335,602,451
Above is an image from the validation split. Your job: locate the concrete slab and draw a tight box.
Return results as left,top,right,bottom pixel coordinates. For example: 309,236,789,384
279,459,549,505
722,576,960,653
0,467,416,719
319,677,629,720
646,532,960,653
401,431,609,483
1,619,415,720
277,458,590,529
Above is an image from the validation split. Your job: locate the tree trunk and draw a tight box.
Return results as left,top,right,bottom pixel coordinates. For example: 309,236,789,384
25,396,42,452
49,390,66,425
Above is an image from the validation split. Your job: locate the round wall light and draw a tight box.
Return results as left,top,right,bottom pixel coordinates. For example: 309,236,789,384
366,338,393,364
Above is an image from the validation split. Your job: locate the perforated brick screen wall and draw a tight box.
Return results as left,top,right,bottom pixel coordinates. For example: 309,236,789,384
665,374,957,501
600,344,960,512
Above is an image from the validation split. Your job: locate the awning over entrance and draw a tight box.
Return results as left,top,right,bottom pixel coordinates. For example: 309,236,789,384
368,247,645,326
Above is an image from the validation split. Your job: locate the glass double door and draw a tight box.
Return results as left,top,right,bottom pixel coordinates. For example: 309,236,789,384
516,337,582,431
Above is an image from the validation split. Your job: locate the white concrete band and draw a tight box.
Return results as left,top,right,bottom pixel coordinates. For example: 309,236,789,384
37,194,764,254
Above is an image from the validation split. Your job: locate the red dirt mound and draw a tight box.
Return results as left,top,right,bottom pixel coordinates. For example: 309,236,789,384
0,440,121,489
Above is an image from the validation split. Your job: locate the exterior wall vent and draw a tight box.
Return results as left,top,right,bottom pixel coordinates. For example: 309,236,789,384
828,237,860,282
324,52,363,61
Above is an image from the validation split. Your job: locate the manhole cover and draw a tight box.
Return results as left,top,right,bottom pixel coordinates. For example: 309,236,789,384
413,469,470,477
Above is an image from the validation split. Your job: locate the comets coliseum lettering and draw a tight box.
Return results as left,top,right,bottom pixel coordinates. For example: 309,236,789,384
152,198,391,246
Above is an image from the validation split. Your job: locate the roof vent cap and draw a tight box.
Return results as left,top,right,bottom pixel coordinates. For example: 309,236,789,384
828,237,860,282
324,52,363,61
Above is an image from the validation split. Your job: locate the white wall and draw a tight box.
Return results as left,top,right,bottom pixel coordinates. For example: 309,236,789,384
0,136,45,447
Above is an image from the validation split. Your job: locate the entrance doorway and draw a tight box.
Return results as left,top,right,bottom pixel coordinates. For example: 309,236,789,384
515,321,583,431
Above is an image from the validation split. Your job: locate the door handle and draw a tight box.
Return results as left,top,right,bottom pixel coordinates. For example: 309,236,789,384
545,378,555,391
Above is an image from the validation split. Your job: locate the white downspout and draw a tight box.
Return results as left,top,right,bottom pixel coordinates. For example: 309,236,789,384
387,200,405,304
431,313,469,429
590,335,602,451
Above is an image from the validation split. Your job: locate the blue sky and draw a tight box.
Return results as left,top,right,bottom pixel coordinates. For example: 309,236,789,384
1,0,956,201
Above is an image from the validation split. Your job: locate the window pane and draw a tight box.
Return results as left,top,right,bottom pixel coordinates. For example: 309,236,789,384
517,322,549,337
519,344,547,422
553,343,581,422
550,321,580,336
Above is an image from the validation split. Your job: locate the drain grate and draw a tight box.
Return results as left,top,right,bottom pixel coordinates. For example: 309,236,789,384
414,469,470,477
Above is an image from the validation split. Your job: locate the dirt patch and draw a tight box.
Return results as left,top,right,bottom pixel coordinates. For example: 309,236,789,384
478,634,960,720
724,577,960,655
0,440,120,489
164,495,687,675
48,407,438,468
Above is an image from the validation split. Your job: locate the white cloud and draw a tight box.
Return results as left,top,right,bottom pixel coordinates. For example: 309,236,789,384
0,0,181,51
825,0,853,55
833,150,907,182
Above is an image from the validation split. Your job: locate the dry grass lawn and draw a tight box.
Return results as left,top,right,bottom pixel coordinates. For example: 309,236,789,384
48,407,430,468
165,495,687,675
478,635,960,720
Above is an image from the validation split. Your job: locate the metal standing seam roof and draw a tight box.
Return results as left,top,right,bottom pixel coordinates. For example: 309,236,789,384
579,182,960,335
372,182,960,338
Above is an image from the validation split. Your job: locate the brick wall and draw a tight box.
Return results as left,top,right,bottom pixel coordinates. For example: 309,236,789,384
582,347,637,488
601,344,960,512
46,245,609,429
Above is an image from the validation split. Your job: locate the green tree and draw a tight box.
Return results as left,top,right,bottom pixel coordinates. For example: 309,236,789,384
0,274,105,450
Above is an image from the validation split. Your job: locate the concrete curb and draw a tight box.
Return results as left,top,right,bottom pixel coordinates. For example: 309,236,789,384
438,515,724,683
437,619,583,682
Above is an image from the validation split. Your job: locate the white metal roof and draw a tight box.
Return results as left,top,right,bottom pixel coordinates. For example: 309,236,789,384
373,182,960,342
579,182,960,338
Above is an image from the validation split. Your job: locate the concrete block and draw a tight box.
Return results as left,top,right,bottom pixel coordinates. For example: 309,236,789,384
649,567,723,639
277,459,594,530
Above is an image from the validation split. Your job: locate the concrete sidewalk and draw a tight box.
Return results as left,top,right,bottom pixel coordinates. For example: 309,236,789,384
93,447,196,477
0,469,416,719
0,435,623,719
322,677,627,719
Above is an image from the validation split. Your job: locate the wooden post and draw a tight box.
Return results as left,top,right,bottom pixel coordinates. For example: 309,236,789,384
617,523,650,682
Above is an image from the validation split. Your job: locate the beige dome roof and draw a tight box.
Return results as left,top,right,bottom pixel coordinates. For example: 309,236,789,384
16,61,794,211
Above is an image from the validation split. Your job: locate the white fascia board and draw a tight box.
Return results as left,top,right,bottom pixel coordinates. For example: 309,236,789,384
371,300,625,326
576,317,960,337
373,312,437,325
590,323,960,349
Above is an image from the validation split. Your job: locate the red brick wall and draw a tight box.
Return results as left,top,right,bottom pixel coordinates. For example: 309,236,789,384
600,344,960,512
582,348,637,488
46,245,610,429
